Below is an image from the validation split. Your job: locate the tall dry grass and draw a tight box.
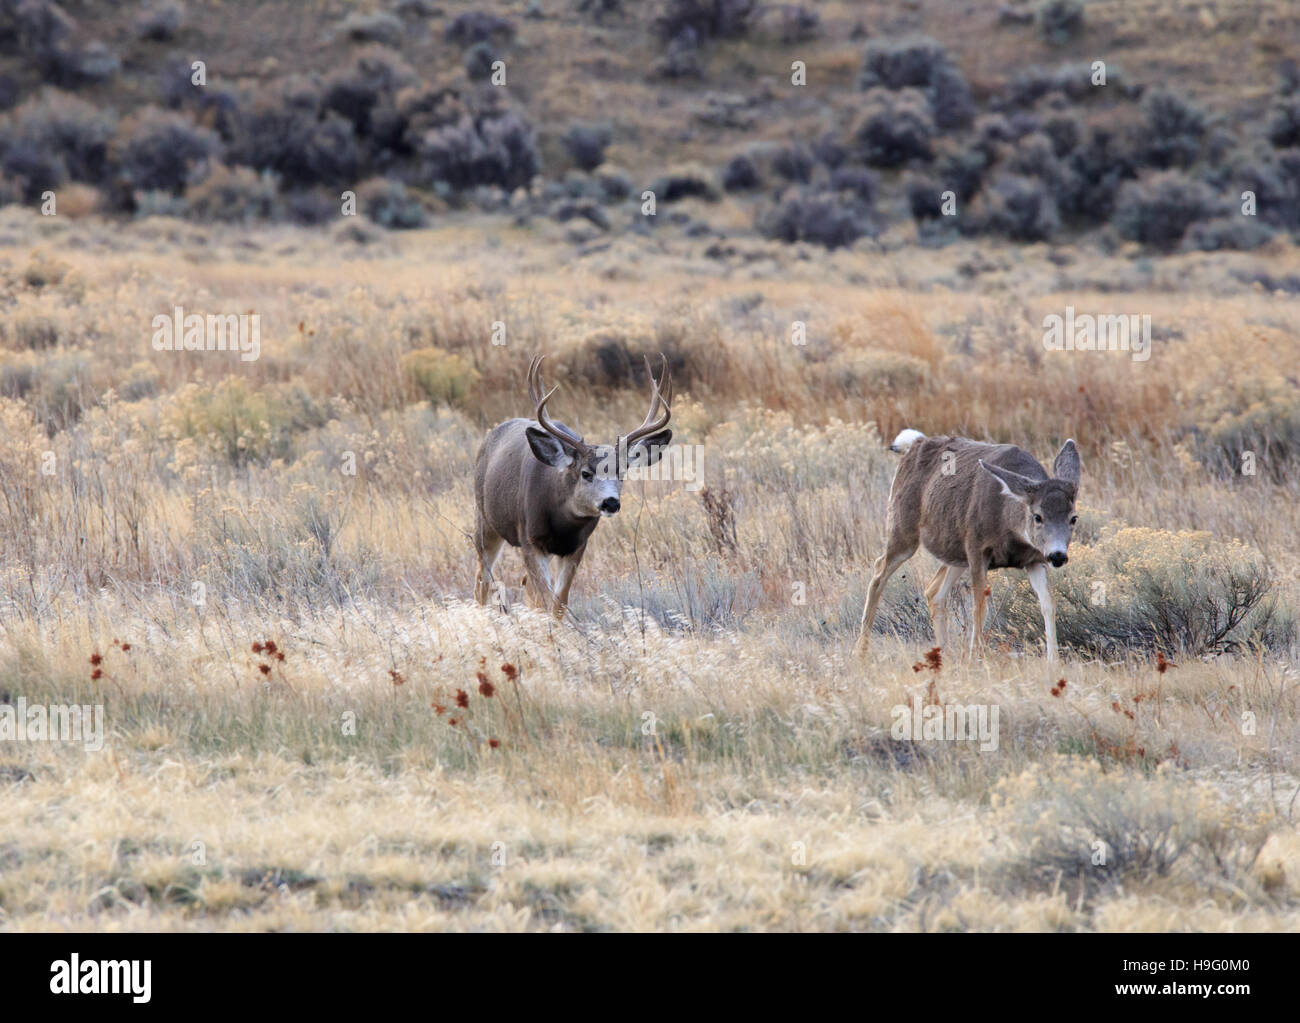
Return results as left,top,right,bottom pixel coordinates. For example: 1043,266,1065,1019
0,208,1297,930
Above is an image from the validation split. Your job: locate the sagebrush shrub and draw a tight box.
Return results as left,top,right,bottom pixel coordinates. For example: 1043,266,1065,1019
417,108,540,192
463,41,497,82
12,0,73,75
322,47,416,139
1001,63,1117,110
358,176,427,229
650,163,718,202
906,173,944,220
757,188,872,249
1189,374,1300,480
996,527,1295,656
1236,148,1300,230
1267,95,1300,149
851,88,934,167
829,165,877,202
858,35,950,90
183,163,279,222
135,2,184,41
1036,0,1083,45
774,3,818,42
444,11,516,46
858,36,973,131
561,122,611,172
974,173,1061,241
231,81,360,187
656,26,700,78
53,40,119,86
1182,216,1274,252
1141,89,1206,169
771,143,814,183
933,146,989,203
998,758,1269,894
0,88,115,198
111,106,220,193
720,152,759,191
1060,125,1139,221
654,0,757,42
1113,171,1219,249
336,10,404,46
167,378,332,466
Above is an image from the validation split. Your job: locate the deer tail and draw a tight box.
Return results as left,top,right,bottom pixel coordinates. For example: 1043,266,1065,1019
888,428,926,454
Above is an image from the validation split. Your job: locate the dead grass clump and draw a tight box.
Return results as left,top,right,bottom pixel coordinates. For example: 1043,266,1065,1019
998,756,1272,901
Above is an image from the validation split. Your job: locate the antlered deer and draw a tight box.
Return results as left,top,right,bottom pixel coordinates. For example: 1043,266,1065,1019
473,354,672,618
855,430,1082,663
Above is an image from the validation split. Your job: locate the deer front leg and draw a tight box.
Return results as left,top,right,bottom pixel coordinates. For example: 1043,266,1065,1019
1025,563,1058,664
521,545,556,614
552,540,588,621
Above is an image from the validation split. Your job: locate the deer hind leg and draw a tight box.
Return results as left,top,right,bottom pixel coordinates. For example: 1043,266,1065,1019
552,541,588,621
925,564,963,652
1025,563,1058,664
474,527,505,607
967,554,989,659
854,534,918,658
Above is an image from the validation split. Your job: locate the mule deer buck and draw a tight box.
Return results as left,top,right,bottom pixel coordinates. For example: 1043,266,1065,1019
473,354,672,618
854,430,1082,663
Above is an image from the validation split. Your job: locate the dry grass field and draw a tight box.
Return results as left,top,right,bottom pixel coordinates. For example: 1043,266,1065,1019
1,202,1298,931
0,0,1298,936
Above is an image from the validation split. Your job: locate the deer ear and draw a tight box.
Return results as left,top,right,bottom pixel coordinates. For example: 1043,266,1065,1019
627,430,672,468
525,427,575,468
1053,439,1081,486
979,459,1040,502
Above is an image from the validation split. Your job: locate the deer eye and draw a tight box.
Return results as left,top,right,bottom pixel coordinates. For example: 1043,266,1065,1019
1033,514,1043,524
1069,515,1078,525
581,469,594,482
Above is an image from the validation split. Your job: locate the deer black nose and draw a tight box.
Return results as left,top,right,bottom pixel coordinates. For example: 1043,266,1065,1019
1048,552,1068,568
600,497,620,514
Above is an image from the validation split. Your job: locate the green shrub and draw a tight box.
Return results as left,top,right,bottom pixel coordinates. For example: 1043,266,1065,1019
402,348,478,408
1188,375,1300,480
995,527,1296,657
168,378,331,465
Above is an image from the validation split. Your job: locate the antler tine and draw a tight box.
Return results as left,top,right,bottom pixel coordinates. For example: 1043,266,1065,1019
531,356,588,453
622,353,672,448
526,354,546,407
656,353,673,411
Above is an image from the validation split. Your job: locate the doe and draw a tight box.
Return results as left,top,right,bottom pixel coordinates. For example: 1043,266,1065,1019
854,430,1082,662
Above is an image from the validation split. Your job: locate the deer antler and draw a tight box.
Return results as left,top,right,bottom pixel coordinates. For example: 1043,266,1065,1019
621,354,672,449
527,355,589,455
